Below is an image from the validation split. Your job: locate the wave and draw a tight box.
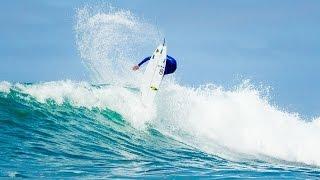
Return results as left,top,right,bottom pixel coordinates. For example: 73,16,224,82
1,80,320,168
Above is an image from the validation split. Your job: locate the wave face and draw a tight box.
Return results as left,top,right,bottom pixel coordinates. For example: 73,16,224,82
1,4,320,178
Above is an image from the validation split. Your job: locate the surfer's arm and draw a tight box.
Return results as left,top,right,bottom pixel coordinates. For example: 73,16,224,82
132,56,151,71
138,56,151,67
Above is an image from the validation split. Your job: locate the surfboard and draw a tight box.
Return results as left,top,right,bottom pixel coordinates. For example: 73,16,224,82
141,41,167,105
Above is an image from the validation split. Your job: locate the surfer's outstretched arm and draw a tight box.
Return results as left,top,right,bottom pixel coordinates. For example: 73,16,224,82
132,56,151,71
138,56,151,66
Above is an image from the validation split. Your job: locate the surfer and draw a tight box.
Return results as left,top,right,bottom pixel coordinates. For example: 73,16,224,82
132,55,177,75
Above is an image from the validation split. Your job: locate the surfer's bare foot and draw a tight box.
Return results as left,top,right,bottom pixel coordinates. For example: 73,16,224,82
132,65,139,71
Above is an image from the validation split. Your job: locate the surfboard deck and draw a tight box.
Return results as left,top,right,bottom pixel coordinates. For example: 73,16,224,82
141,43,167,105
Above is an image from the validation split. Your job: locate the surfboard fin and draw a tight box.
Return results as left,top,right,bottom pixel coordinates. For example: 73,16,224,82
163,38,166,46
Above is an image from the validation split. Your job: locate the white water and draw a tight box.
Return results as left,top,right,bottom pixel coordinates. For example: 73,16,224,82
156,82,320,165
0,81,11,94
2,4,320,167
75,4,161,86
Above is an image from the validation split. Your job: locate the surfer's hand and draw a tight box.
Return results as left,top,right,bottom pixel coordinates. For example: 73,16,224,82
132,65,139,71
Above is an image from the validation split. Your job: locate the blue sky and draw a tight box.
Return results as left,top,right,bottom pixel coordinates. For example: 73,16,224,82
0,0,319,117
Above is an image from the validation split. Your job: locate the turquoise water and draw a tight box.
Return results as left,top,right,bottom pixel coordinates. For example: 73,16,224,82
0,82,319,178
